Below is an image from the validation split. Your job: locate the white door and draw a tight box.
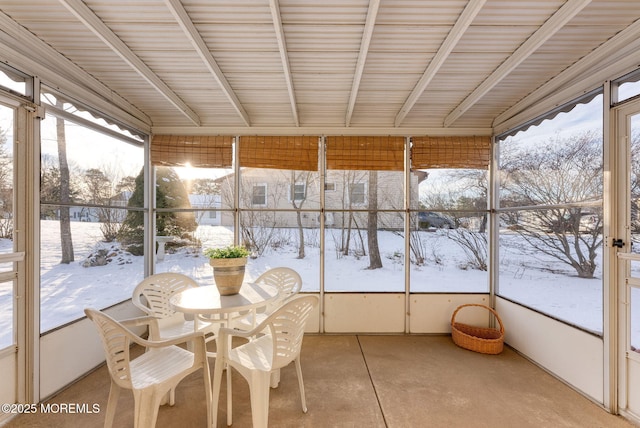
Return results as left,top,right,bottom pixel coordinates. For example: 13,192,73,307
0,99,25,421
615,99,640,421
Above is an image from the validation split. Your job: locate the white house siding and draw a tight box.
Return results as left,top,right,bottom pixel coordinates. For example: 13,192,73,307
189,194,221,226
215,168,420,230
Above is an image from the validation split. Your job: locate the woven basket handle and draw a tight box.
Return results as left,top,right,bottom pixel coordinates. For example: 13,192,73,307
451,304,504,334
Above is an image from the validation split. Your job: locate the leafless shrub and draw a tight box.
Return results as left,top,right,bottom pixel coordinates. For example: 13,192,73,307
448,228,487,271
0,218,12,239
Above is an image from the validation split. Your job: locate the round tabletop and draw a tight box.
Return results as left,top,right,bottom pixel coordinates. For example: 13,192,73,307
169,282,279,315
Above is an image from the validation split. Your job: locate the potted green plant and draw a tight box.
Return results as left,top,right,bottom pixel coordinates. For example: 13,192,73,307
204,245,251,295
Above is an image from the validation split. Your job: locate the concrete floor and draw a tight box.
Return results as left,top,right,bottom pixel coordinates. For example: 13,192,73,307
3,335,637,428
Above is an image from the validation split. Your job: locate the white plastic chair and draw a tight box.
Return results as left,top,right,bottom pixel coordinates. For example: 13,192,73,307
231,267,303,330
132,272,218,341
84,308,212,428
212,295,318,428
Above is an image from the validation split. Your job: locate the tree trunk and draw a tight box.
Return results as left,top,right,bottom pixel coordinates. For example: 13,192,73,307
479,213,487,233
367,170,382,269
291,171,305,259
344,213,352,256
56,101,74,264
296,211,305,259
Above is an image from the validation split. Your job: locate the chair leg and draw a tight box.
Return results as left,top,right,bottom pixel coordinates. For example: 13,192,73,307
248,371,271,428
202,363,212,428
132,390,163,428
226,364,232,426
294,358,308,413
211,355,225,428
269,368,280,388
104,381,121,428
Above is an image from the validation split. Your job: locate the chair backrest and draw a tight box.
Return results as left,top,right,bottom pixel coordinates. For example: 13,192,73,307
262,295,317,370
132,272,198,318
255,267,302,307
85,308,134,390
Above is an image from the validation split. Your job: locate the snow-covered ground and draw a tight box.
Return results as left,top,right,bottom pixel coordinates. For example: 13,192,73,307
0,220,637,349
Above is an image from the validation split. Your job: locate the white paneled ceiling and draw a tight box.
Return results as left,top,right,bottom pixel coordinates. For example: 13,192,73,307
1,0,640,135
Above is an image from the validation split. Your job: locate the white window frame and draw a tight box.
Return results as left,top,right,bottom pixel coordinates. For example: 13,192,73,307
290,182,306,202
252,183,267,207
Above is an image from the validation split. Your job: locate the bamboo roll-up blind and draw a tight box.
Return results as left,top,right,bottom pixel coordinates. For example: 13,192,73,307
411,136,491,169
239,136,319,171
326,136,405,170
151,135,233,168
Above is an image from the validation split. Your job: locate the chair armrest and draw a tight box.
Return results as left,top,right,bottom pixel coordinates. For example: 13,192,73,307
218,321,269,341
119,315,157,328
130,298,154,317
133,330,208,350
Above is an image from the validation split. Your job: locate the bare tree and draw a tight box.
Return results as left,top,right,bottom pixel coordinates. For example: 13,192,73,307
0,126,12,239
288,170,318,259
115,175,137,194
192,178,220,195
448,228,487,271
367,170,382,269
336,170,368,257
500,132,603,278
83,168,111,204
55,100,74,264
232,174,288,256
80,167,130,242
629,131,640,236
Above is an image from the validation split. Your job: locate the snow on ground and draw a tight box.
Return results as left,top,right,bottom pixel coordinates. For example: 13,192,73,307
0,220,638,349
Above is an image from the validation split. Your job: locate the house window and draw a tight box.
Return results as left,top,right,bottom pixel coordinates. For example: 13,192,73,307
349,183,366,205
209,211,217,219
325,182,336,191
252,184,267,206
290,183,306,201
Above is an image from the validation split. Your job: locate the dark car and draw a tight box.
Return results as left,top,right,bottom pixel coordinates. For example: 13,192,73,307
418,212,455,229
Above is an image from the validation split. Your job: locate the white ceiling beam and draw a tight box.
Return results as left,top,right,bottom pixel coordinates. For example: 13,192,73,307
444,0,592,128
493,16,640,130
164,0,250,127
151,126,492,137
394,0,486,127
58,0,201,126
269,0,298,126
345,0,381,127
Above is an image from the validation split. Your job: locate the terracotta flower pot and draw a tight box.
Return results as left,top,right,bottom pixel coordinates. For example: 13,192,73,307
209,257,247,295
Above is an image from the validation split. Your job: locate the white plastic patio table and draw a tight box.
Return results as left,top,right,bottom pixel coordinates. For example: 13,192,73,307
170,282,280,426
169,281,279,326
169,281,280,368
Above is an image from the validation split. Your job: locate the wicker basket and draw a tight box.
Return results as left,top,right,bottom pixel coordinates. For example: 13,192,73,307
451,304,504,355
